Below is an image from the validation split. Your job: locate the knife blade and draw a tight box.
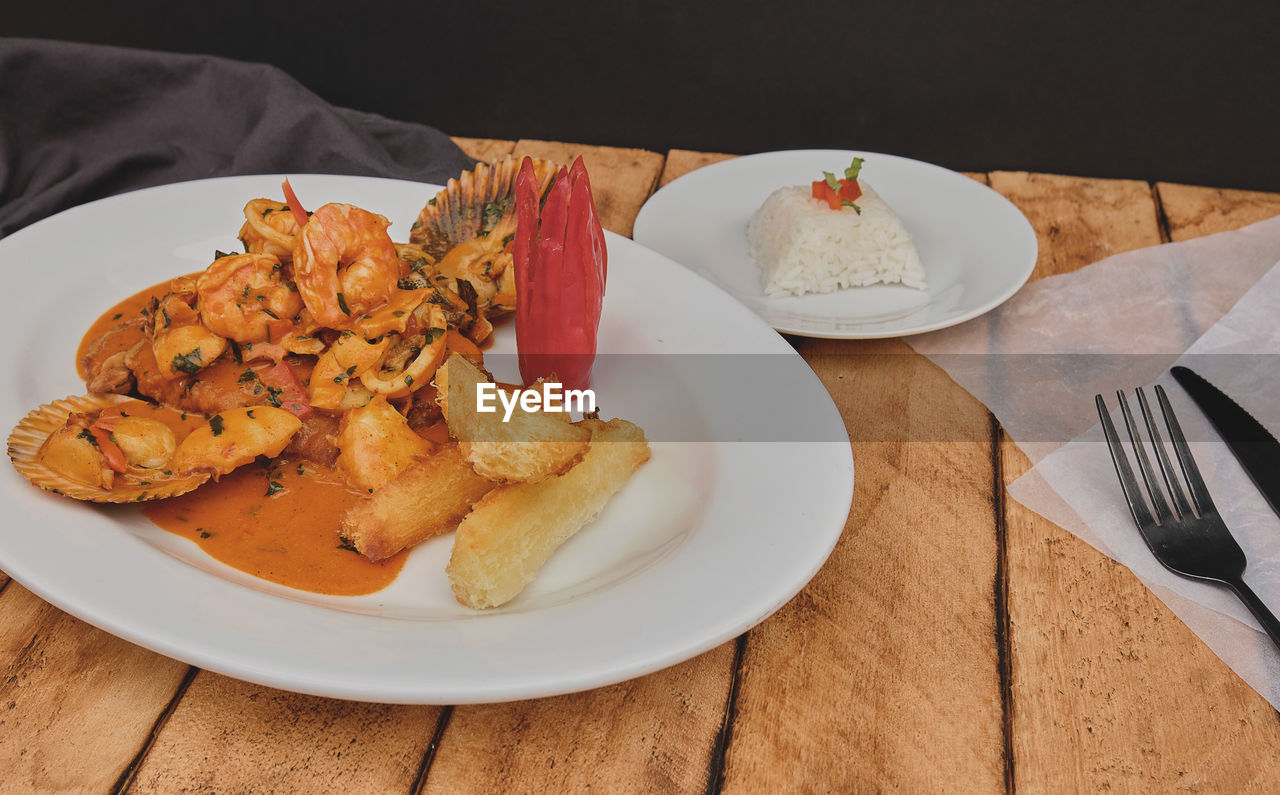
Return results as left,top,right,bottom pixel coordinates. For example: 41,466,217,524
1171,365,1280,518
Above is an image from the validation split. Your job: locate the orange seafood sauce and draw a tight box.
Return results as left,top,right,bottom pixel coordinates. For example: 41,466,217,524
82,281,407,596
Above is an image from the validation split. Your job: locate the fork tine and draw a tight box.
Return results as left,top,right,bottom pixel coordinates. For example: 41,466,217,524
1116,390,1174,524
1155,384,1216,515
1137,387,1193,519
1096,394,1157,529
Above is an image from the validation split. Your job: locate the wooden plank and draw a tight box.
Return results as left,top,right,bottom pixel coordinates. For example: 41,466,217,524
1156,182,1280,242
511,140,665,238
450,136,516,164
995,175,1280,790
659,149,736,187
989,172,1163,279
126,672,440,792
721,339,1006,792
0,583,188,792
656,153,988,190
423,645,735,792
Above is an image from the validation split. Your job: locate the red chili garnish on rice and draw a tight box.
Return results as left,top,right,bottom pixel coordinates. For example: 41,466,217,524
513,155,607,391
811,157,866,213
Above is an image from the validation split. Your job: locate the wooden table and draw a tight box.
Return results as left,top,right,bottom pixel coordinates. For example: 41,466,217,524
4,138,1280,793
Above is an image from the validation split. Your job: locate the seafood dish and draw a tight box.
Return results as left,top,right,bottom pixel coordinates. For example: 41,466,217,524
747,156,926,296
7,156,647,608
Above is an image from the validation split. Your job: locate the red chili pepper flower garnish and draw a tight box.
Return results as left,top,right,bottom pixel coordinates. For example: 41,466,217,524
513,155,607,391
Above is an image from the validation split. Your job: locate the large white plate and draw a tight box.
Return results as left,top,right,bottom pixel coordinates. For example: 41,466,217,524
633,149,1038,338
0,175,853,704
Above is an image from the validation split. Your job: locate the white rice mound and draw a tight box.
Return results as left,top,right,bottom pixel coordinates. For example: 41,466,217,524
746,182,926,297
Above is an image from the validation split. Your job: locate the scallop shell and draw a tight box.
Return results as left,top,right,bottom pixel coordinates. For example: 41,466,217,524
8,394,208,503
409,155,559,260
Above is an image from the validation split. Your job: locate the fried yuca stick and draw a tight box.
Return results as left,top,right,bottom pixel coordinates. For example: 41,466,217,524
448,418,651,608
341,444,495,561
439,354,590,484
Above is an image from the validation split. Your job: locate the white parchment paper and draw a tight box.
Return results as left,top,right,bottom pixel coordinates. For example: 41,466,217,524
911,215,1280,462
907,214,1280,707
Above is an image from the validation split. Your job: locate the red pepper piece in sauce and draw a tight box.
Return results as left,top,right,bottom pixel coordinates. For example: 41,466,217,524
281,179,310,230
260,360,313,419
87,424,128,473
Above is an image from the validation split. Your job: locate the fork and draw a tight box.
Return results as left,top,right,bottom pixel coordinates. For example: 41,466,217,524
1096,385,1280,649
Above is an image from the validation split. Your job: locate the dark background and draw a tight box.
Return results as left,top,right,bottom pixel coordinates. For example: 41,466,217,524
9,0,1280,190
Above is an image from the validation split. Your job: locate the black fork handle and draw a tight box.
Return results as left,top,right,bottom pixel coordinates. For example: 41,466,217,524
1224,578,1280,650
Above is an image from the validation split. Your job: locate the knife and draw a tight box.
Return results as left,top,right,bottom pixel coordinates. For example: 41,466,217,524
1171,365,1280,518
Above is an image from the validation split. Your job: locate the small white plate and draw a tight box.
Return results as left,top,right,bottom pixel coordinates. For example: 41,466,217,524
0,174,853,704
633,149,1038,339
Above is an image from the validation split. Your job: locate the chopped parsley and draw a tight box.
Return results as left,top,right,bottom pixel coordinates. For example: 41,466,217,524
77,428,98,446
238,368,258,384
199,530,212,539
171,349,204,375
476,198,510,238
336,292,350,316
209,415,225,436
265,480,284,497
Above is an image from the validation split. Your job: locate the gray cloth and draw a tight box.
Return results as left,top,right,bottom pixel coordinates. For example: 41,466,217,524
0,38,475,237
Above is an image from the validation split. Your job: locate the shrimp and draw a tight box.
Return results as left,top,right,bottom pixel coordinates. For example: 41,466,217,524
293,203,404,332
196,253,303,344
239,199,301,261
